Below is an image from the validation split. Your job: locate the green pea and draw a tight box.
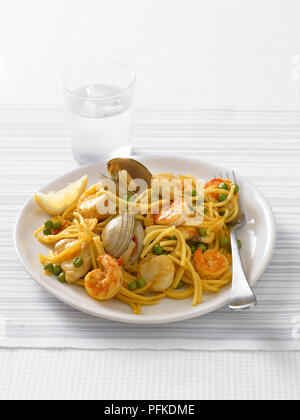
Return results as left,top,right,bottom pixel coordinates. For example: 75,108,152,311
125,193,133,201
218,193,227,202
190,244,196,253
44,263,54,273
44,220,53,230
53,265,62,276
153,244,164,255
219,182,229,191
232,184,239,194
196,243,207,252
199,228,207,237
73,257,83,268
192,189,197,197
52,221,62,231
238,240,242,250
176,280,185,289
43,228,52,236
57,272,66,283
219,237,229,248
128,282,137,291
137,278,145,289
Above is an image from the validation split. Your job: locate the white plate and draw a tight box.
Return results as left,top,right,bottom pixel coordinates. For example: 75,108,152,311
14,156,276,324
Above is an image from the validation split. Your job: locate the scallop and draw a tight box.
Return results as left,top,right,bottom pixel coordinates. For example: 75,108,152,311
137,255,175,292
55,239,92,283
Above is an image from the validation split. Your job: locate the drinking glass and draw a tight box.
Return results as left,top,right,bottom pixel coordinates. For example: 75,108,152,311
62,60,136,165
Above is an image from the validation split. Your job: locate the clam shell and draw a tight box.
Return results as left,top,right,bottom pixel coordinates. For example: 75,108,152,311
128,222,144,264
107,158,152,190
101,213,135,258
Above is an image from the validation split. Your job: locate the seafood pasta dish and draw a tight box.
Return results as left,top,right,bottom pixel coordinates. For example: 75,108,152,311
33,158,241,315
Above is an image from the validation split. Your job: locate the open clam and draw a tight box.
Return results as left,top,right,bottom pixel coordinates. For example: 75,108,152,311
107,158,153,191
100,159,150,262
101,214,144,263
128,222,144,264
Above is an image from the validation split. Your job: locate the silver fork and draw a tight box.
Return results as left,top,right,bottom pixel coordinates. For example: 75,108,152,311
215,170,257,310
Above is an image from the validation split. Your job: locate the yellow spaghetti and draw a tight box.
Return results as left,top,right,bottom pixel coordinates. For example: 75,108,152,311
34,164,240,315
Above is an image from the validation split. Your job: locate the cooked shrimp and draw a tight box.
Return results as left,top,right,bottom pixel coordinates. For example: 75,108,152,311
205,178,232,200
153,198,187,226
137,255,175,292
55,239,92,283
85,254,123,301
77,184,108,219
193,249,229,280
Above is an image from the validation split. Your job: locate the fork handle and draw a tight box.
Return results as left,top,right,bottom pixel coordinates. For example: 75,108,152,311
228,230,257,311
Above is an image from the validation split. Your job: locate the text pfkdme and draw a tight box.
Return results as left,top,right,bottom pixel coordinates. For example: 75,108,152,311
104,404,195,417
148,405,194,415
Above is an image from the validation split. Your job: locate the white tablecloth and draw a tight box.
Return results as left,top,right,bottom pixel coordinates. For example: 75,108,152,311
1,0,300,401
1,349,300,400
1,106,300,401
1,107,300,353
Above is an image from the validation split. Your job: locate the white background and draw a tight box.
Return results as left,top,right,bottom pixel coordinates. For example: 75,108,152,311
0,0,300,106
1,0,300,400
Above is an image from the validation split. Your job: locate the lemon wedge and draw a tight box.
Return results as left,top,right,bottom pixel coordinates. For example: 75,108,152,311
34,175,88,216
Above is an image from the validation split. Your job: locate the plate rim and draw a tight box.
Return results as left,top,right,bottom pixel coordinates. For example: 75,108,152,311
14,155,277,325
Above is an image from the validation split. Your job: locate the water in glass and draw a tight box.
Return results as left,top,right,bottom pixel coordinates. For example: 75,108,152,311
67,83,133,165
